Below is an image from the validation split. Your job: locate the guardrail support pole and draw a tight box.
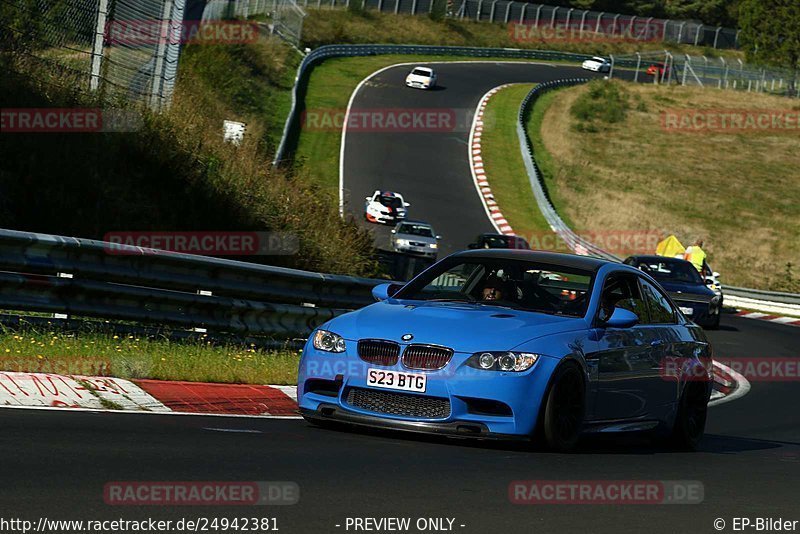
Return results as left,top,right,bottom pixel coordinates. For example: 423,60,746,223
595,12,603,36
713,27,721,49
634,52,641,82
694,24,702,46
519,3,526,23
504,1,512,23
611,13,619,36
534,5,543,27
489,0,496,23
476,0,482,21
550,6,558,28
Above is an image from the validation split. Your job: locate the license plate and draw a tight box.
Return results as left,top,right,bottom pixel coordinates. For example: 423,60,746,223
680,306,694,315
367,368,426,393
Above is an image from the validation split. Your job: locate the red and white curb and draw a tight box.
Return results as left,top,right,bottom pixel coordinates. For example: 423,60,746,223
0,371,299,418
734,310,800,328
468,84,517,236
2,364,747,417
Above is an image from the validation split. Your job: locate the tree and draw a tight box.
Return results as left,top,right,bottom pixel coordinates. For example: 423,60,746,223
739,0,800,71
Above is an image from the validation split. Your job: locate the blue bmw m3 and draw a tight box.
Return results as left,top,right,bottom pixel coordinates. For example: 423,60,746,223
298,250,713,451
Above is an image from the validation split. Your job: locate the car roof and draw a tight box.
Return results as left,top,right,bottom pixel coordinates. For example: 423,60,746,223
413,66,433,71
591,56,606,61
398,220,432,227
627,255,692,265
452,249,611,271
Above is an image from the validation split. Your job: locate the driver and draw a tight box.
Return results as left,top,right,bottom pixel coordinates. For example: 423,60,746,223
481,279,504,302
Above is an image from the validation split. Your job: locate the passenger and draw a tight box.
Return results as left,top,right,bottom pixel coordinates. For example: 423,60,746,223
481,279,504,302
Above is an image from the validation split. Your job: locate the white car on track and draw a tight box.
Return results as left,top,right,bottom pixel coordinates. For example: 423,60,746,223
581,56,611,73
391,221,440,259
364,190,409,224
405,66,437,89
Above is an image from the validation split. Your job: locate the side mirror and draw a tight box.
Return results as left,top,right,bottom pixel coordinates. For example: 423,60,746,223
713,272,720,278
436,235,442,240
390,229,396,234
404,202,411,207
365,196,371,201
372,283,403,301
604,307,639,329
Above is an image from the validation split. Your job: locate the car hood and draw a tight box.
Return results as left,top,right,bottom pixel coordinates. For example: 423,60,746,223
656,280,715,302
327,299,585,353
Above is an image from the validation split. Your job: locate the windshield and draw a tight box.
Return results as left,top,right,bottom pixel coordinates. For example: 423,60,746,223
393,257,594,317
378,195,402,208
638,259,703,284
397,224,434,237
411,69,431,76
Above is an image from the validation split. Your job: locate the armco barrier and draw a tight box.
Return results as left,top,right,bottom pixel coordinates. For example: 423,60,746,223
0,228,382,337
514,81,800,311
516,79,619,263
273,44,600,164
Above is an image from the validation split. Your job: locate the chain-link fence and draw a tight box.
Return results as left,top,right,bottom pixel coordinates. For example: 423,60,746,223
1,0,305,110
608,51,799,97
299,0,739,50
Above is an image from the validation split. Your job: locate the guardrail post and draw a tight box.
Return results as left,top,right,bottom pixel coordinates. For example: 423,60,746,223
565,7,573,29
628,15,636,39
663,19,669,42
595,12,603,36
713,27,721,49
489,0,497,22
504,1,512,23
634,51,641,82
611,13,619,36
534,4,543,27
694,24,702,46
608,54,615,79
476,0,482,20
550,6,558,28
677,21,686,43
411,0,417,13
377,0,383,10
518,3,526,23
394,0,399,14
682,54,690,85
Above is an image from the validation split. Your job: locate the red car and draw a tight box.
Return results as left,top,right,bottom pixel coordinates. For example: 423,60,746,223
646,62,671,78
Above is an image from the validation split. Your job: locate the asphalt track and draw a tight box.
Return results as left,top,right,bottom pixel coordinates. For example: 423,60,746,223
342,62,634,255
2,318,799,532
3,64,799,533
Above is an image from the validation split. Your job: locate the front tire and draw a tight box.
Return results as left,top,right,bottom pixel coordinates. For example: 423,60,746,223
669,381,709,450
540,362,585,452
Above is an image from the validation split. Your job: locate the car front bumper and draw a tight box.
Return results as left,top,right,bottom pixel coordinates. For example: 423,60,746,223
675,298,721,326
297,343,559,439
393,243,437,257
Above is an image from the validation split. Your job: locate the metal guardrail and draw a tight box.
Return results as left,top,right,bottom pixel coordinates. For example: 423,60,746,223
514,81,800,309
0,228,382,337
516,79,620,263
273,44,599,164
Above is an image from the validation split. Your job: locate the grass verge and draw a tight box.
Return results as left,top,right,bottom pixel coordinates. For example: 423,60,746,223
478,83,560,245
0,328,300,385
532,80,800,291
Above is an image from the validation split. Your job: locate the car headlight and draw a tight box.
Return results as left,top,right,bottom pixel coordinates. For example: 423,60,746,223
429,243,437,249
313,329,346,353
395,239,410,246
710,295,721,306
467,352,539,372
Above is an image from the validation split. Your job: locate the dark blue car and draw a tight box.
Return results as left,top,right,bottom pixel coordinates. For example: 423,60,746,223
298,250,713,451
624,255,722,329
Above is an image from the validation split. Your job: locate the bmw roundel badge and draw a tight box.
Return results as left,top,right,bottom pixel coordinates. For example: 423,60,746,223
401,333,414,341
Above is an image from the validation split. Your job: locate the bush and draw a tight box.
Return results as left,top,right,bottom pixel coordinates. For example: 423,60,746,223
570,80,630,133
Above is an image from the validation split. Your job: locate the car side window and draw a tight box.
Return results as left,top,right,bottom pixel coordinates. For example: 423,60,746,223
598,274,648,323
639,278,678,324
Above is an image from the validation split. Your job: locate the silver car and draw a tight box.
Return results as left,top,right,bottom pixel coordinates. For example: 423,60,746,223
391,221,440,258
